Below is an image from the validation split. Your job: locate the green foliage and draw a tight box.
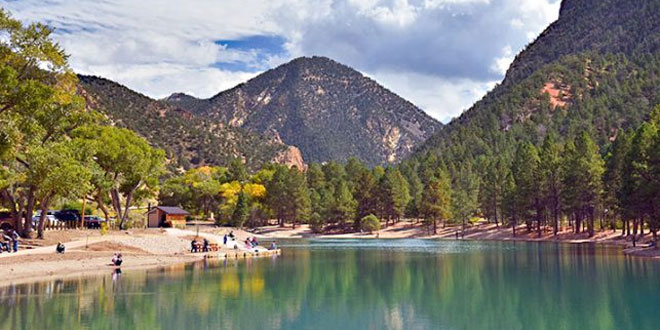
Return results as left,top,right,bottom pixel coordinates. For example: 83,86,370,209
309,212,324,233
0,9,92,235
451,163,479,232
421,168,452,233
231,191,250,228
73,125,165,229
360,214,380,233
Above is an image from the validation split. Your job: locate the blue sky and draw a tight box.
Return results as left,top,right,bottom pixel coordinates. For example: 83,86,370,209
0,0,560,122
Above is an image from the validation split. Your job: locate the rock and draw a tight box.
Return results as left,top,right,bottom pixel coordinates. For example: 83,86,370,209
272,145,307,170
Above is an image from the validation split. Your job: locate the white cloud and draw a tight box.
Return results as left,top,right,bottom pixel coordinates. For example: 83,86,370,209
369,71,496,123
0,0,561,120
491,45,514,75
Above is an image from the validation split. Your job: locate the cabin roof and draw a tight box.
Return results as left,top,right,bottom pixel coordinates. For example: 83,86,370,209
149,206,190,215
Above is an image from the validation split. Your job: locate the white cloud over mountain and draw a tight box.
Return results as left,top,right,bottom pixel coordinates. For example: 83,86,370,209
0,0,560,122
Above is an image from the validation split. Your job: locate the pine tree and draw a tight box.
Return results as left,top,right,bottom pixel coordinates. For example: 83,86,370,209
511,142,541,236
452,162,480,237
563,133,604,236
603,129,632,234
288,169,311,229
421,168,452,234
231,190,250,228
332,181,357,229
540,134,563,236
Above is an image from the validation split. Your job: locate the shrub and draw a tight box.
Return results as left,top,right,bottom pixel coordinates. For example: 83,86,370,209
360,214,380,233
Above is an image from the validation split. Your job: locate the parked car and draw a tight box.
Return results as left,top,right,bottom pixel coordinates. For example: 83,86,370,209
84,215,105,229
55,209,81,222
33,210,58,227
0,211,14,231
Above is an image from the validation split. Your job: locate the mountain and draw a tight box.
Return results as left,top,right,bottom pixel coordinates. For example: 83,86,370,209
78,75,297,170
414,0,660,164
164,56,442,165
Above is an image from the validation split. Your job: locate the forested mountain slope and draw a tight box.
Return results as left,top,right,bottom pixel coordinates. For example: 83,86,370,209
79,75,287,170
415,0,660,164
164,56,442,165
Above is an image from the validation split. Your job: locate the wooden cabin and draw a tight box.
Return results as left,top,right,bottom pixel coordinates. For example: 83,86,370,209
147,206,189,228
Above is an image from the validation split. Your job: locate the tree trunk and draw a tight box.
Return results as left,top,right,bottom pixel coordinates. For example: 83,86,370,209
95,193,110,222
553,203,559,237
433,218,437,234
512,206,517,237
24,188,35,234
536,197,542,238
2,189,22,234
37,196,52,239
588,209,595,237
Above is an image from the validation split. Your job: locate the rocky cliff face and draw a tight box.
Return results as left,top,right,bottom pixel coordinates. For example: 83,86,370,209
165,56,441,166
273,146,307,170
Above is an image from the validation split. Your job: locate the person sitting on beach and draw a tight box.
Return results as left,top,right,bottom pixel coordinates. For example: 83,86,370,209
112,253,123,266
269,241,277,250
245,237,252,249
251,237,259,247
202,238,209,252
56,242,65,254
0,232,10,253
191,239,198,253
228,231,235,239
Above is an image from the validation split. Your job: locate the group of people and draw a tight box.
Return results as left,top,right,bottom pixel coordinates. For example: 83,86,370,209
245,236,259,249
191,238,210,253
0,229,20,253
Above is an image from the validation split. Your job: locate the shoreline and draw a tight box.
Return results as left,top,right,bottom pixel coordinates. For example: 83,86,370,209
254,222,659,258
2,222,657,288
0,227,279,289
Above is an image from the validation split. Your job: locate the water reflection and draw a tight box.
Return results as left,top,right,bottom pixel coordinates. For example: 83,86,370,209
0,240,659,330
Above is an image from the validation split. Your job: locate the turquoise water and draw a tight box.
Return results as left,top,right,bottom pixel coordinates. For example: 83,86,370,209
1,239,659,330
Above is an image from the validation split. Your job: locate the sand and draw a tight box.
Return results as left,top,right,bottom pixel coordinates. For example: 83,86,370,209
0,227,273,288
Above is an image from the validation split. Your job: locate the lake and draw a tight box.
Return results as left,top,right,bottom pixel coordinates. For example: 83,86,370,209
1,239,659,330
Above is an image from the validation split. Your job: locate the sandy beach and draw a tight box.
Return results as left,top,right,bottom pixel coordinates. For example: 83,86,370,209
0,227,276,288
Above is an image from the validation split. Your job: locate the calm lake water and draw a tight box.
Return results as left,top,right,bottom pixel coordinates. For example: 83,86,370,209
1,239,659,330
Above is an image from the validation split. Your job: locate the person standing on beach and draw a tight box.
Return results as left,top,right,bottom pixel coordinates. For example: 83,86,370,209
10,230,19,252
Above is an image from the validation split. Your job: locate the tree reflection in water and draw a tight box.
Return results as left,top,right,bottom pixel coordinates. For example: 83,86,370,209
0,240,659,330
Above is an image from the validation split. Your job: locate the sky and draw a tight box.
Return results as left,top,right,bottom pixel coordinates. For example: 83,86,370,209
1,0,561,122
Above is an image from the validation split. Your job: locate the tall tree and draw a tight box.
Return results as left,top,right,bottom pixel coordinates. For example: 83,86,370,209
511,142,541,236
74,126,165,229
27,141,92,238
603,129,632,234
563,133,604,236
287,168,311,229
331,181,357,229
421,169,452,234
0,9,90,236
540,134,563,236
452,162,479,237
231,190,250,228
